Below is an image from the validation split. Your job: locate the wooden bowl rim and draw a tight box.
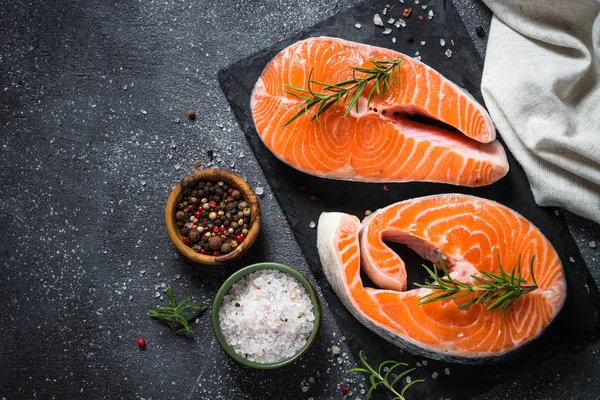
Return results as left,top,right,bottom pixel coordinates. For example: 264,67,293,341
165,168,261,265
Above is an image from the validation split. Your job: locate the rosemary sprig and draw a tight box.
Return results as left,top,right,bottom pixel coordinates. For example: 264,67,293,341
415,254,538,313
283,58,403,126
148,286,207,334
346,350,423,400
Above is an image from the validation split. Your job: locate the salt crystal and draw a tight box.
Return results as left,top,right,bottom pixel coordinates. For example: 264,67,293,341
400,0,404,3
432,372,438,379
140,270,146,274
355,23,362,29
383,28,392,35
175,274,181,279
422,360,428,366
383,366,389,372
388,18,396,24
414,56,422,61
309,377,315,384
141,110,147,115
239,152,244,158
174,163,181,170
421,40,426,45
154,291,160,298
415,51,420,56
332,345,340,354
382,8,387,15
445,368,451,375
406,376,412,383
392,37,397,44
170,142,176,149
396,18,406,28
569,257,575,262
127,260,132,266
309,221,316,229
129,295,133,301
440,38,446,47
589,241,597,248
374,14,384,26
219,270,315,363
415,0,420,3
416,362,422,367
174,118,180,124
428,9,434,19
555,210,560,216
123,85,128,90
445,49,453,58
301,386,309,393
255,186,264,196
422,4,428,9
458,333,464,337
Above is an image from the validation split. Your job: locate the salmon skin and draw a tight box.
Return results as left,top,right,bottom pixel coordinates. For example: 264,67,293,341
251,37,509,187
317,194,566,363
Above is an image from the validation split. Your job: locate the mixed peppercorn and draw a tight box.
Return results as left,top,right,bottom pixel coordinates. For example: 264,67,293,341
175,179,252,256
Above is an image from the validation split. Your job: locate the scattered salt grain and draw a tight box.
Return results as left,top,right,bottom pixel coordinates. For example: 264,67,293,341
396,18,406,28
445,368,451,375
374,14,384,26
141,109,147,115
569,257,575,262
440,38,446,47
309,221,316,229
416,362,422,367
123,85,128,90
219,269,315,363
382,7,387,15
422,4,428,9
302,386,309,393
154,291,160,298
422,360,428,366
388,18,396,24
432,372,438,379
428,9,434,19
355,23,362,29
174,163,181,170
255,186,264,196
332,345,341,354
590,241,597,248
555,210,560,216
445,49,453,58
383,28,392,35
309,377,315,384
420,40,426,45
400,0,404,3
337,357,343,364
414,56,422,61
129,295,133,302
406,376,412,383
457,333,464,337
392,37,397,43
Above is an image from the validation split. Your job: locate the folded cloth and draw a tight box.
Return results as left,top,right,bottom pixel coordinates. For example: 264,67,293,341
481,0,600,223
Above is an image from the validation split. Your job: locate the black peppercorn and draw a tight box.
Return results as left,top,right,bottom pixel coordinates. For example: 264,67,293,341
179,227,190,236
208,236,223,250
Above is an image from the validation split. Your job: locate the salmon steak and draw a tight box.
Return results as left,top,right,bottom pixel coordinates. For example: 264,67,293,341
251,37,509,187
317,194,566,362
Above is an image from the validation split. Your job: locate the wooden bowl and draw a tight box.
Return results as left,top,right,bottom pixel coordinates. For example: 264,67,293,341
165,169,261,265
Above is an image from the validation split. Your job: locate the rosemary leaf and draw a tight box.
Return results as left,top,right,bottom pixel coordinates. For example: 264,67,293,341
346,350,422,400
284,58,403,126
148,286,207,334
416,254,538,313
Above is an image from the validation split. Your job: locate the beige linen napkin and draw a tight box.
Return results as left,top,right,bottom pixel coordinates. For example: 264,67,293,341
481,0,600,223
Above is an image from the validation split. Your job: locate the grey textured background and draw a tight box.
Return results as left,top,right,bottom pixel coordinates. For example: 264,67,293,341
0,0,598,399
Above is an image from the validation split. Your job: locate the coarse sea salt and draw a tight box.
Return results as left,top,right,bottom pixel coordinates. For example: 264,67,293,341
219,269,315,363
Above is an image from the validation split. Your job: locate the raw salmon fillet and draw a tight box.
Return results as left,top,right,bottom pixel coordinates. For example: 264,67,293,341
251,37,509,187
317,194,566,362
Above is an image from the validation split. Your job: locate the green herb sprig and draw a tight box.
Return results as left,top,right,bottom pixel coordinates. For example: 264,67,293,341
283,58,403,126
416,255,538,313
148,286,207,334
346,350,423,400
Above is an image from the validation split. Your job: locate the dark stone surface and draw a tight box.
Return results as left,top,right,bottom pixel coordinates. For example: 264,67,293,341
0,0,598,399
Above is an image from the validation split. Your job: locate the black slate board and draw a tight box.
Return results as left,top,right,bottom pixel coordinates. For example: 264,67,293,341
219,0,600,398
